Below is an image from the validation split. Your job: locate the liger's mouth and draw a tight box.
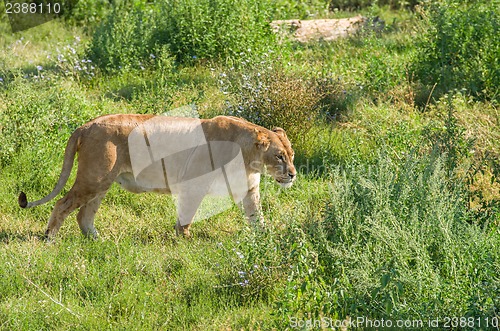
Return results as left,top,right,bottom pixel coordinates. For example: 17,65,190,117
276,178,294,188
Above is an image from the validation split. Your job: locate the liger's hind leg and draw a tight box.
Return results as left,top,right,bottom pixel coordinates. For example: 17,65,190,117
45,189,97,239
44,135,118,239
77,192,106,238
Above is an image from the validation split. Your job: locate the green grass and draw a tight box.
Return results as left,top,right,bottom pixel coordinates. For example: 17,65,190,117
1,4,499,330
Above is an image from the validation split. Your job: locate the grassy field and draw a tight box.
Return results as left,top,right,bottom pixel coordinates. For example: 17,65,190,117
0,1,499,330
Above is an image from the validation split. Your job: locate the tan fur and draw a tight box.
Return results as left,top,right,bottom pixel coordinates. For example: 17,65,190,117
19,115,296,238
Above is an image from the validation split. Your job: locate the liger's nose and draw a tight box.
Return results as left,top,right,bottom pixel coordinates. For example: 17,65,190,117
289,172,296,180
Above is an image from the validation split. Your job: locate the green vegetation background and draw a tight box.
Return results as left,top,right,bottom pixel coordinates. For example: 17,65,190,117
0,0,498,329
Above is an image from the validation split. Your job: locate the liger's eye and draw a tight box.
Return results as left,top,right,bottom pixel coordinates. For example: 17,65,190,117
276,154,285,162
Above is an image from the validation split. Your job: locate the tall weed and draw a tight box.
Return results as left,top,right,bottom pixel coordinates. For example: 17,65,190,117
87,0,276,70
413,0,500,102
275,151,500,324
219,56,352,152
154,0,275,62
87,8,157,71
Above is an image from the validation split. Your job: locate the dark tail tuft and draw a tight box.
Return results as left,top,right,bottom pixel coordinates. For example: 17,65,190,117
18,192,28,208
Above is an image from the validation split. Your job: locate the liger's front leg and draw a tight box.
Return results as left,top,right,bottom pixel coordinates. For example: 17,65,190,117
242,186,264,225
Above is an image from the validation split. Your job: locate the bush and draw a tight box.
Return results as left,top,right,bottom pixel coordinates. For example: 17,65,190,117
87,0,277,70
219,56,353,152
154,0,275,62
412,1,500,102
274,151,500,324
87,8,158,71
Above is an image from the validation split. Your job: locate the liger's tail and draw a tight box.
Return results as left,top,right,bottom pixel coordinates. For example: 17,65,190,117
19,128,82,208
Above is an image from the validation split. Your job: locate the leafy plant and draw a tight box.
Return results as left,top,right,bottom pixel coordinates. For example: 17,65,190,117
412,0,500,102
278,150,500,323
153,0,275,62
87,0,277,70
87,7,157,71
219,56,352,151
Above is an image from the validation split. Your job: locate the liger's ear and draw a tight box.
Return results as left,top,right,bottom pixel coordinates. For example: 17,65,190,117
254,128,270,150
272,127,287,139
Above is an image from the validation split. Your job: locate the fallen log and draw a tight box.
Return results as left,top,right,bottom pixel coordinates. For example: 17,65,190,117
271,15,379,43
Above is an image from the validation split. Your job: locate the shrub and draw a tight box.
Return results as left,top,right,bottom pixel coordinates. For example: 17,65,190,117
219,56,353,152
154,0,275,62
412,0,500,102
87,0,277,70
87,8,158,71
274,150,500,324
